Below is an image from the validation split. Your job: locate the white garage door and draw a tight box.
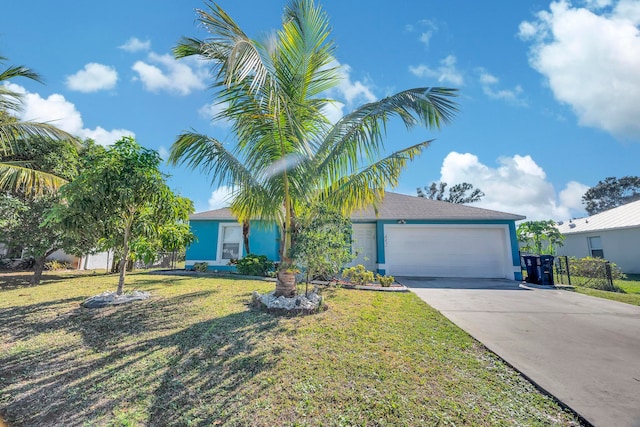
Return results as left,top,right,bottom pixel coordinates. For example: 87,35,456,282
384,225,510,278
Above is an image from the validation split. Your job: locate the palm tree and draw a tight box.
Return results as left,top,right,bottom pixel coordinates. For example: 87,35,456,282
0,55,78,195
170,0,458,296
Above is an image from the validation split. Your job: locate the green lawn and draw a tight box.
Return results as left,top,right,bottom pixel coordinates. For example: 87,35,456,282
573,274,640,306
0,271,581,426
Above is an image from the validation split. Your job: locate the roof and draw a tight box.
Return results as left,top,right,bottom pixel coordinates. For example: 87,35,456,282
556,200,640,234
190,192,525,221
190,207,235,220
350,192,525,221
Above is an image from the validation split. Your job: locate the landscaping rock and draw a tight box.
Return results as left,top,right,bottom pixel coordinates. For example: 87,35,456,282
81,290,151,308
252,289,324,314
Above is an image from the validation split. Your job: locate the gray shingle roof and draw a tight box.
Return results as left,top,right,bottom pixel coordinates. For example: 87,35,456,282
190,192,525,221
351,192,525,221
190,207,235,220
556,200,640,234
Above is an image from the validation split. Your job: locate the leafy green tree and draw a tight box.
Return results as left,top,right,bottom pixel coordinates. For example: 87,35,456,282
0,55,78,195
582,176,640,215
516,220,565,255
170,0,458,296
53,137,193,294
0,136,82,284
159,223,196,269
417,181,484,204
289,202,353,295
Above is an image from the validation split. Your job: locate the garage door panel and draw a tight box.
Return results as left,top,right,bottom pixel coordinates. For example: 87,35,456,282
385,226,508,278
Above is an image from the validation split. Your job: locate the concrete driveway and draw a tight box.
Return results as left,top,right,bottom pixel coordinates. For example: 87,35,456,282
398,277,640,427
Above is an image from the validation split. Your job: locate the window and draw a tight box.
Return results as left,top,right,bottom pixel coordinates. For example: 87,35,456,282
220,225,242,260
588,236,604,258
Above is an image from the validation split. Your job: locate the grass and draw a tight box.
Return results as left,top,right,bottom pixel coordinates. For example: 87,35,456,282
0,270,581,426
572,274,640,306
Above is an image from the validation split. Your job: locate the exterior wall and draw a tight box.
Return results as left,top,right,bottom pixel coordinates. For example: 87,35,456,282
559,227,640,274
46,249,79,268
186,217,523,279
375,219,522,280
185,220,280,271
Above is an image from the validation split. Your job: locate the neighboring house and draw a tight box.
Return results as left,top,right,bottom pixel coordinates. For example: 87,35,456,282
186,192,525,280
556,200,640,274
0,244,113,271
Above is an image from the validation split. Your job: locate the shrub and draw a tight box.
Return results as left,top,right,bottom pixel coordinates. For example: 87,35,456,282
569,257,625,292
44,260,73,271
235,254,274,277
193,262,208,272
342,264,375,285
377,274,395,287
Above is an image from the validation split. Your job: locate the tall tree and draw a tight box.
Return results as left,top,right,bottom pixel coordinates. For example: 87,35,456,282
0,136,81,284
53,137,193,294
0,55,78,195
170,0,458,296
516,220,564,255
582,176,640,215
417,181,484,204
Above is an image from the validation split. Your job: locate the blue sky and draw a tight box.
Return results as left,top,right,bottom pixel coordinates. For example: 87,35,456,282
2,0,639,220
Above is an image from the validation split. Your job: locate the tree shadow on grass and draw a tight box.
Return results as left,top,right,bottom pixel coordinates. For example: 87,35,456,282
0,289,286,426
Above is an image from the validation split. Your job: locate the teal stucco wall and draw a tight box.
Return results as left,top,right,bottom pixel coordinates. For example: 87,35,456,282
185,220,280,271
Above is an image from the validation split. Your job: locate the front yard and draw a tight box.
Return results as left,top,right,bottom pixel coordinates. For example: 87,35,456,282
0,271,580,426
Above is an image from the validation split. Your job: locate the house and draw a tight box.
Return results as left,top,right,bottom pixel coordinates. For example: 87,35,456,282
185,192,525,280
556,200,640,274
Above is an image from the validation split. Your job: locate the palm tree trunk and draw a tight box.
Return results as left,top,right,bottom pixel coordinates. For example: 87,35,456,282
242,220,250,254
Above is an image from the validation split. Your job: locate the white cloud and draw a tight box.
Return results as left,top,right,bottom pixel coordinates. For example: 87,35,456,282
419,32,433,46
322,60,377,123
559,181,590,210
208,186,233,210
409,55,464,86
158,146,169,160
4,82,134,146
119,37,151,52
335,62,376,105
66,63,118,93
438,151,587,220
405,19,438,48
519,0,640,140
477,68,527,106
132,53,208,95
198,101,232,128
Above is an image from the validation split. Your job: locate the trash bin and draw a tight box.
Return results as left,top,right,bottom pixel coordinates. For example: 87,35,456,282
539,255,555,286
522,256,540,284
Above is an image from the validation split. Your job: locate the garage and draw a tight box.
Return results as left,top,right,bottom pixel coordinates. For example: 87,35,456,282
384,224,512,278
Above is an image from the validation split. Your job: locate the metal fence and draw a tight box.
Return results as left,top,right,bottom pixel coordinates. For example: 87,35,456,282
521,255,620,291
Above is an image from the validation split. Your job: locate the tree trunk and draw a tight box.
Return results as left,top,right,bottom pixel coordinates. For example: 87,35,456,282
242,220,250,255
117,224,131,295
30,256,46,285
275,270,296,297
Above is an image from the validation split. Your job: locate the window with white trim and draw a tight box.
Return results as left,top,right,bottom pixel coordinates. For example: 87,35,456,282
588,236,604,258
220,225,242,260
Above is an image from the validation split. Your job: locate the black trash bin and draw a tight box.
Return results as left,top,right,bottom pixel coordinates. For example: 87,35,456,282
539,255,555,286
522,256,540,284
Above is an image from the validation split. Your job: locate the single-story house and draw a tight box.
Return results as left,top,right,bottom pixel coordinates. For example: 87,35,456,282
186,192,525,280
556,200,640,274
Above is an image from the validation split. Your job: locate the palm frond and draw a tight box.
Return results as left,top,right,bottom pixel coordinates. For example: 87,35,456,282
0,121,79,156
168,131,258,189
0,162,67,196
319,140,433,215
315,87,458,183
0,57,43,112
